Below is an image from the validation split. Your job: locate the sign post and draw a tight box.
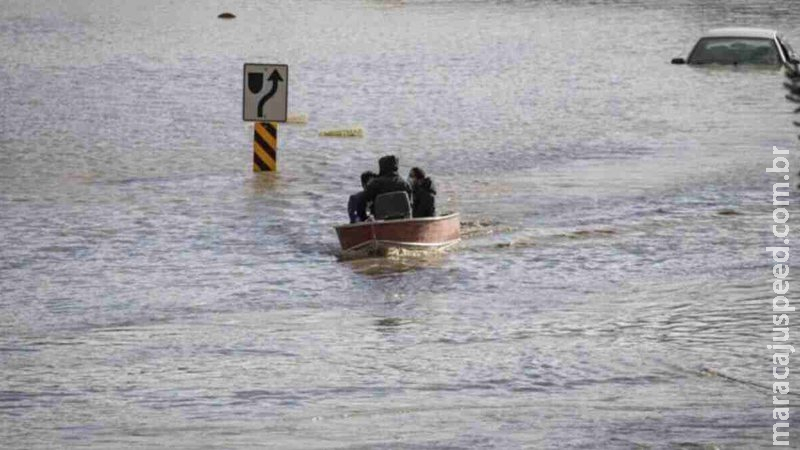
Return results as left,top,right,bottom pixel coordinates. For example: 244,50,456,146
243,63,288,172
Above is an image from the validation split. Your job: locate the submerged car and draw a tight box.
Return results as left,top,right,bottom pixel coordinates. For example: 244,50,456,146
671,28,798,67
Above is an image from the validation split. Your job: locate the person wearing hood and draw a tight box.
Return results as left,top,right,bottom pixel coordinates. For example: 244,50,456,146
362,155,412,213
347,170,376,223
408,167,436,218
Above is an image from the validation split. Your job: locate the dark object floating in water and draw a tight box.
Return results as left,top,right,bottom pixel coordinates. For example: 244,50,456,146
716,209,740,216
375,318,405,327
561,229,617,239
218,12,236,19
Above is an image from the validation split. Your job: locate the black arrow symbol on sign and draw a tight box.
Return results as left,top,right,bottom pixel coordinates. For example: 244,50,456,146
257,70,283,118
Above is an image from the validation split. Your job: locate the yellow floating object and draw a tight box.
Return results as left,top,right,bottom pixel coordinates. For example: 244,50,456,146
285,113,308,124
318,127,364,138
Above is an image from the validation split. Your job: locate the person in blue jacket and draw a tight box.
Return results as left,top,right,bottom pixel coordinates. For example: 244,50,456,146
348,171,376,223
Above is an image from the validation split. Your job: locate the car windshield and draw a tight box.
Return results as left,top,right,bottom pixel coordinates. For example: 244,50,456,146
688,37,780,65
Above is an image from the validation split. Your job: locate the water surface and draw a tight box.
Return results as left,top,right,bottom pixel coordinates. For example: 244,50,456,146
1,0,798,448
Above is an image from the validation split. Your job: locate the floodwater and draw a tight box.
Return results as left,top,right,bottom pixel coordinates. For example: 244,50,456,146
1,0,798,448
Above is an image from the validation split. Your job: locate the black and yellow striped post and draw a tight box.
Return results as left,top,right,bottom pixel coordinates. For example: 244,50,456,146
253,122,278,172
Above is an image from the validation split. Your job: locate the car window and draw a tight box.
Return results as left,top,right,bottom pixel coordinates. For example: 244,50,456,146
688,37,780,65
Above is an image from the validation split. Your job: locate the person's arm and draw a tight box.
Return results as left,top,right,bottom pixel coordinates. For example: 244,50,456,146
347,194,359,223
356,192,369,221
404,179,412,195
428,180,437,216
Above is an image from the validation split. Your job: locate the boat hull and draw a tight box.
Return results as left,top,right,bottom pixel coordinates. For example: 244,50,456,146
335,213,461,254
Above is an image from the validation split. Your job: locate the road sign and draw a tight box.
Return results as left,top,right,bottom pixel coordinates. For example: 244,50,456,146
243,64,288,122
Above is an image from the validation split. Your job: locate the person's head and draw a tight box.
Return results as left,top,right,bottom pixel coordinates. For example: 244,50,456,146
378,155,399,175
408,167,426,185
360,170,377,188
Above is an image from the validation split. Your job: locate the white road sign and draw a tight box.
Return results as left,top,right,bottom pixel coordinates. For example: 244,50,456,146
243,63,288,122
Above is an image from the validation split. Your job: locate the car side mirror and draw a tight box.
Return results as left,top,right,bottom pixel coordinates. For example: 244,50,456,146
671,57,686,65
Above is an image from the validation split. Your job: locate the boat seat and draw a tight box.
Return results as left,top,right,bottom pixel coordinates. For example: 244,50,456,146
374,191,411,220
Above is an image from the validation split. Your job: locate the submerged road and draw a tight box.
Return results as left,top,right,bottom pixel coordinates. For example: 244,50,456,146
1,0,798,448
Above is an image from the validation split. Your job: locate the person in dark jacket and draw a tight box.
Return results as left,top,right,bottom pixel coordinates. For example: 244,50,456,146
348,171,377,223
362,155,412,213
408,167,436,218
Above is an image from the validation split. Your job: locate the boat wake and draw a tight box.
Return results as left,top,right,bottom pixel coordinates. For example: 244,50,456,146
337,241,458,262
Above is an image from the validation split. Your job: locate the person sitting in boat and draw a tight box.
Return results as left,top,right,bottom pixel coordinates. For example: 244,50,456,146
408,167,436,218
348,170,377,223
362,155,412,216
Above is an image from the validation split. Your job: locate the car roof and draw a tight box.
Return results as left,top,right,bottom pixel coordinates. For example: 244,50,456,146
704,27,777,39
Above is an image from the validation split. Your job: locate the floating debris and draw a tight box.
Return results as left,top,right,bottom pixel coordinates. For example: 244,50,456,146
593,229,616,235
698,366,785,394
493,238,537,249
285,113,308,124
700,367,719,377
217,12,236,19
559,228,616,239
375,318,408,327
319,127,364,138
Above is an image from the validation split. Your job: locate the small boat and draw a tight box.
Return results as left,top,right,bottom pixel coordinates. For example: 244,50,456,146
335,213,461,256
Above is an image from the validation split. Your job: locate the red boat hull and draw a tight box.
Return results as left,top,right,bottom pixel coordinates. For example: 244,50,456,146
335,213,461,253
